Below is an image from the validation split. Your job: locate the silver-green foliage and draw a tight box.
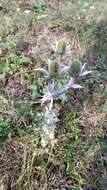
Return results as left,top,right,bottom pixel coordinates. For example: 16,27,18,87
35,40,92,147
40,108,59,147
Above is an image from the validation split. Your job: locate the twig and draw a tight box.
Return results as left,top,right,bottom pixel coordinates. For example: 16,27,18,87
0,109,15,116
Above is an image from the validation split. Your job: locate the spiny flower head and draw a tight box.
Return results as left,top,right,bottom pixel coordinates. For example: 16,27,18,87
56,40,66,55
41,82,58,110
65,59,92,78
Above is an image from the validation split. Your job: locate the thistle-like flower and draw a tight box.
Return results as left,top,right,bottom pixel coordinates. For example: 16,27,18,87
41,82,58,110
47,59,59,79
69,60,92,77
52,39,71,56
34,59,69,79
62,60,92,78
69,60,81,77
55,40,66,55
70,60,92,77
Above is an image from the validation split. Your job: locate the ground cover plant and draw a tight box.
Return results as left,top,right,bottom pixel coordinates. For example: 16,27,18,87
0,0,107,190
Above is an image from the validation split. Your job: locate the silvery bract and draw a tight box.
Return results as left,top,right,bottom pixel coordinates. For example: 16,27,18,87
58,78,83,96
41,82,58,110
65,78,83,90
79,63,92,77
34,68,49,78
41,78,83,110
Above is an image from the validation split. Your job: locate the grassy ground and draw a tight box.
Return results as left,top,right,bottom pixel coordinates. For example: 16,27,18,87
0,0,107,190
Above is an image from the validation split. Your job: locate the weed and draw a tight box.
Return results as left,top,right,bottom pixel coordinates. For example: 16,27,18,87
0,116,13,142
31,1,47,13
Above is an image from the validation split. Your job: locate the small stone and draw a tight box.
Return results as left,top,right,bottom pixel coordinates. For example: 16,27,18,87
24,10,31,14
